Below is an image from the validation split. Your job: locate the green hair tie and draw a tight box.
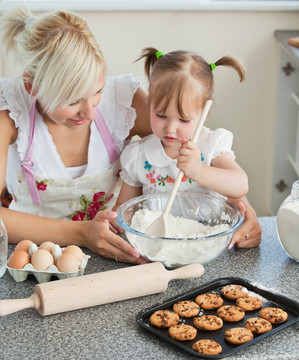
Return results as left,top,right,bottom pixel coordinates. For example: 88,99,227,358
156,51,163,59
210,62,216,71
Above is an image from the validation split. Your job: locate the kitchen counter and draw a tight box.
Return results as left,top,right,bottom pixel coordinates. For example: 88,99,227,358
0,216,298,360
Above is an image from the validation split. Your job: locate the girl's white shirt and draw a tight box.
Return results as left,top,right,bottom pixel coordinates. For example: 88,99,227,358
120,131,235,197
0,74,140,195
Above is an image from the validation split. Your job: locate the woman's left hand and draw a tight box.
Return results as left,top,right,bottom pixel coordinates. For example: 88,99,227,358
84,209,149,264
228,199,262,249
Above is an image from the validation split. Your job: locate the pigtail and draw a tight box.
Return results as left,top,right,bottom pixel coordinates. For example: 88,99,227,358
214,56,245,82
135,47,160,80
0,5,32,55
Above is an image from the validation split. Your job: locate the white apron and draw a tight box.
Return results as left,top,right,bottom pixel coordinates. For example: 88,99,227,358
9,102,122,221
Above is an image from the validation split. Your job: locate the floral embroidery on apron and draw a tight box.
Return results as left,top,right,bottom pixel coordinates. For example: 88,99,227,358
10,102,121,220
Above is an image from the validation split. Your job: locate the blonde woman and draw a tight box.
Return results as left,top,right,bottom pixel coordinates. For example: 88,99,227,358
0,6,151,263
0,8,260,264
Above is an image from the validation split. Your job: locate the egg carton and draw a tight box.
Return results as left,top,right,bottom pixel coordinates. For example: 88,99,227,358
7,252,90,284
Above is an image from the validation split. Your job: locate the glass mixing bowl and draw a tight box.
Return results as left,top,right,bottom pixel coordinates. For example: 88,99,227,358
116,192,244,268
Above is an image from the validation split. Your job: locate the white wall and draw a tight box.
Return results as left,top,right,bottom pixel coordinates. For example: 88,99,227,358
2,10,299,216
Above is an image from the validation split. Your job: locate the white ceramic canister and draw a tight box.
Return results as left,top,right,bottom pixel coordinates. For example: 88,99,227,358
277,180,299,262
0,215,8,278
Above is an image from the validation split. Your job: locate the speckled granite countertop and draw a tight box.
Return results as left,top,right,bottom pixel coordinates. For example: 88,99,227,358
0,216,298,360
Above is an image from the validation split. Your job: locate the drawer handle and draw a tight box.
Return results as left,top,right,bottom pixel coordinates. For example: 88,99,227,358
276,179,288,192
282,62,294,76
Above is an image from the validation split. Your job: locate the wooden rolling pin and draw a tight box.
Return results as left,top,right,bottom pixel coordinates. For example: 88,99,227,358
0,262,204,316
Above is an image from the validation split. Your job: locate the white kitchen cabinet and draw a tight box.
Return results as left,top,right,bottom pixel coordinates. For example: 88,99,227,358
271,30,299,215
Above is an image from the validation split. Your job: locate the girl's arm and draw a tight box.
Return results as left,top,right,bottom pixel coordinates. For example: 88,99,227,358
199,153,248,198
177,140,248,199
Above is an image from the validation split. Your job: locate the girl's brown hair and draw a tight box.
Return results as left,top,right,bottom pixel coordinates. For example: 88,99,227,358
136,47,245,118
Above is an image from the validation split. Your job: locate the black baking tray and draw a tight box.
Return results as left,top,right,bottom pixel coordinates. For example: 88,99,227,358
136,277,299,359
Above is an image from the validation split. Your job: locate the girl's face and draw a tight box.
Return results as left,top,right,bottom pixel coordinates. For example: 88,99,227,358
41,72,105,129
150,98,201,155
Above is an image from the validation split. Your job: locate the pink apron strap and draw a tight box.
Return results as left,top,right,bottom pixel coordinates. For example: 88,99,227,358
21,104,117,206
21,100,41,205
94,107,118,163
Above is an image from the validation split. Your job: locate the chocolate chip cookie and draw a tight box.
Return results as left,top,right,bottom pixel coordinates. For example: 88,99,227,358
168,324,197,341
259,307,288,324
149,310,180,328
236,296,263,311
221,284,248,300
193,315,223,331
224,327,254,344
192,339,222,355
217,305,245,322
195,293,223,310
173,300,200,317
244,317,272,334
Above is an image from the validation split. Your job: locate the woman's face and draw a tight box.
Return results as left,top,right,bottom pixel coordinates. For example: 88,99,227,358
42,72,105,128
150,98,201,154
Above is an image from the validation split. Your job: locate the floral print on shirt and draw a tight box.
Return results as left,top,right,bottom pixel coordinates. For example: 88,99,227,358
36,179,48,191
70,191,114,221
144,160,194,187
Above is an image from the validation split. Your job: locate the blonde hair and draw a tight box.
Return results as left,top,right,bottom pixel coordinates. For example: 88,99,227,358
136,47,245,118
0,5,106,113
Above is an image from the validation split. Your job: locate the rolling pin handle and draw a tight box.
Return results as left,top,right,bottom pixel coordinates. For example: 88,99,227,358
0,293,41,316
168,263,205,280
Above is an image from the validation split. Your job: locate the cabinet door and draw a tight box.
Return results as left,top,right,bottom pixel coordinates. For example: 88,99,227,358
271,45,299,215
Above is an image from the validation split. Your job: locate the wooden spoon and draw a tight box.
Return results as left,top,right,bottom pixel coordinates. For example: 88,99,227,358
145,100,213,237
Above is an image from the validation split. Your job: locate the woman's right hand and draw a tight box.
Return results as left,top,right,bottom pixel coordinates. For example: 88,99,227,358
85,209,149,265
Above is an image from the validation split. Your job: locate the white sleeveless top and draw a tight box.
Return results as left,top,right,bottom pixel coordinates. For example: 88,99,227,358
0,74,140,219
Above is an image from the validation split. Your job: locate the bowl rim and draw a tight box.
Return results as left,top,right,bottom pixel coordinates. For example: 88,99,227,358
116,192,245,240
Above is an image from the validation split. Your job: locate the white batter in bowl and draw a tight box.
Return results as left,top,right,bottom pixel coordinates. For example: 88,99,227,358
116,193,244,268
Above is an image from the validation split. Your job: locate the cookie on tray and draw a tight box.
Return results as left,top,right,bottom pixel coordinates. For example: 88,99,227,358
259,307,288,324
168,324,197,341
224,327,254,345
221,284,248,300
192,339,222,355
149,310,180,328
193,315,223,331
195,293,224,310
217,305,245,322
173,300,200,317
244,317,272,334
236,296,263,311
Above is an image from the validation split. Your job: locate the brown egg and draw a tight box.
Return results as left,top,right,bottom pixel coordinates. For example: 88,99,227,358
8,250,30,269
63,245,84,261
39,241,55,253
56,252,80,273
31,249,54,271
15,240,34,253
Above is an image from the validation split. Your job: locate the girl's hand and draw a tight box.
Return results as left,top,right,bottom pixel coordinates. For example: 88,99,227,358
177,140,202,179
228,201,262,249
85,210,149,264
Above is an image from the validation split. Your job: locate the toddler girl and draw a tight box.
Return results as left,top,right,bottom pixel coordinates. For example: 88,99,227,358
113,48,248,213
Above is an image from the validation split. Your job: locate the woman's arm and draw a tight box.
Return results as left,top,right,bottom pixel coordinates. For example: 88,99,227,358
0,110,18,190
227,196,262,249
0,108,147,264
129,88,151,138
0,206,147,264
